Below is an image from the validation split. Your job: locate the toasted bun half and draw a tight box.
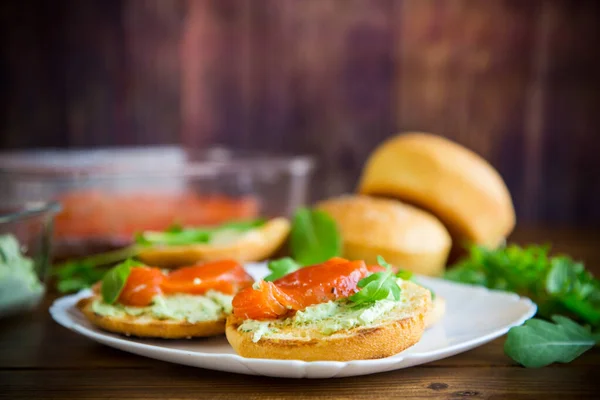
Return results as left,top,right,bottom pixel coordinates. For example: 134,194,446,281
226,281,431,361
316,195,451,276
358,132,515,250
137,217,290,268
77,297,226,338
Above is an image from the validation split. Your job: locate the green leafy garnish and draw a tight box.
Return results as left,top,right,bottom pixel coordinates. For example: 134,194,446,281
135,219,265,247
446,243,600,367
101,259,142,304
52,245,141,293
135,229,212,246
505,315,599,368
264,257,301,282
377,256,436,299
445,244,600,326
54,261,106,293
219,219,267,231
395,269,413,281
350,256,401,305
289,208,342,266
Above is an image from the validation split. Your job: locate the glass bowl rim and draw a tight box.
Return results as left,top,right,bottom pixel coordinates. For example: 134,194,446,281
0,201,62,224
0,146,316,180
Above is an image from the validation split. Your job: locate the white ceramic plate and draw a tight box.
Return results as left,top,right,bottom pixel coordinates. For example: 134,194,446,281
50,263,536,378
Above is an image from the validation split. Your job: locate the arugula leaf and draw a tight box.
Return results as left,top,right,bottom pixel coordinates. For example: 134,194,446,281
136,229,212,246
290,208,342,266
546,257,581,295
376,255,391,269
350,272,401,305
101,259,141,304
377,255,434,299
135,219,265,247
396,269,414,281
51,245,140,293
53,261,106,293
447,243,600,367
505,316,598,368
445,244,600,326
218,219,266,231
349,255,401,305
264,257,301,282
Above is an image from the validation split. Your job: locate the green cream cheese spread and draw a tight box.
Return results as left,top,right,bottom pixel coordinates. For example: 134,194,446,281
239,298,401,342
92,290,234,323
0,234,44,317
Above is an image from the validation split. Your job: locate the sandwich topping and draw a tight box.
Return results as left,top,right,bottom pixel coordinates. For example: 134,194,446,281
232,258,374,320
231,257,422,342
92,260,253,322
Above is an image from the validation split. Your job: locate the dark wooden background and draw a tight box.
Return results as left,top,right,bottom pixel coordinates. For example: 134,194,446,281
1,0,599,225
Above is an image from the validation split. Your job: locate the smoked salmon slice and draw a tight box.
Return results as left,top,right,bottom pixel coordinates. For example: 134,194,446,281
118,267,165,307
116,260,254,306
161,260,253,295
232,259,372,320
231,281,302,320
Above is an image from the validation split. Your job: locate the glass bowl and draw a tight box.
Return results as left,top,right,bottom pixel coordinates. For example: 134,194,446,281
0,147,315,259
0,201,61,318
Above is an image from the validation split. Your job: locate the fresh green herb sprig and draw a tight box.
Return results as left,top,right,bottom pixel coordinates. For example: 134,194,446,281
54,261,106,293
445,244,600,326
349,256,407,305
445,243,600,367
264,257,301,282
52,245,140,293
505,315,600,368
135,219,266,247
263,208,342,281
289,208,342,266
101,259,142,304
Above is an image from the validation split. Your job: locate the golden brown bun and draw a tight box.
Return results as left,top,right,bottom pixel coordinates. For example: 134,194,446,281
77,297,226,339
138,218,290,268
358,132,515,250
226,280,431,361
316,195,451,276
424,295,446,329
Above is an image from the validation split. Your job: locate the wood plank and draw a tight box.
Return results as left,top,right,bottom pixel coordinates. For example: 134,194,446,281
1,366,599,399
180,0,255,148
121,0,185,145
0,0,67,148
266,0,397,198
395,0,541,220
539,0,600,225
2,0,600,222
62,0,129,146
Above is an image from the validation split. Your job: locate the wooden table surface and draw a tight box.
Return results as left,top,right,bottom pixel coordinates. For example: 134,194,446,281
1,227,599,399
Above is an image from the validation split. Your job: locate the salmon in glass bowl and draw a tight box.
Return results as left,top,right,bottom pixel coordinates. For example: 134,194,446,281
0,147,314,260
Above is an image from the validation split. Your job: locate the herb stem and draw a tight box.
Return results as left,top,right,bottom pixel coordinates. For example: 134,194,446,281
56,245,141,269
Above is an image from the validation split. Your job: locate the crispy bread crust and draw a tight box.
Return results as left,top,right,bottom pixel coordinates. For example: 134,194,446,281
137,217,290,268
77,297,226,339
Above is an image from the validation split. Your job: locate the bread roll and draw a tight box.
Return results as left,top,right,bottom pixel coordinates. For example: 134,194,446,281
358,132,515,250
316,195,451,276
